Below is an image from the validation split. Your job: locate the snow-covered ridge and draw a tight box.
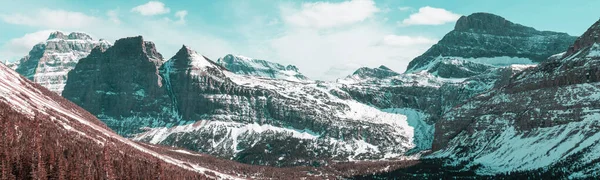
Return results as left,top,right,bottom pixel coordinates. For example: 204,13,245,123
338,70,463,88
134,64,425,162
217,54,309,82
410,56,535,73
431,82,600,177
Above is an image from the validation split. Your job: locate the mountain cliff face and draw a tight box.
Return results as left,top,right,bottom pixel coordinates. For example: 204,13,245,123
405,13,576,78
0,62,236,179
335,63,533,154
14,31,111,94
62,36,173,135
0,60,426,180
216,54,309,81
59,13,566,167
63,42,420,166
430,19,600,178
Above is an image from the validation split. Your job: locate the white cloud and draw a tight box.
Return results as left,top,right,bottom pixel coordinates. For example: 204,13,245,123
398,7,412,11
131,1,170,16
0,30,56,62
282,0,379,29
107,9,120,24
248,1,439,80
267,25,434,80
0,8,234,63
400,6,461,26
174,10,188,25
380,35,437,46
0,9,99,28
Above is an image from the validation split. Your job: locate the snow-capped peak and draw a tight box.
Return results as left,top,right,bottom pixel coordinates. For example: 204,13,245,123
216,54,309,82
172,45,219,69
14,31,112,94
345,65,400,80
47,31,94,41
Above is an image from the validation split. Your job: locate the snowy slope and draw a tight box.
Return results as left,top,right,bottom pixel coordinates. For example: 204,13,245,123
217,54,309,82
430,19,600,178
0,62,239,179
128,46,424,165
2,60,19,70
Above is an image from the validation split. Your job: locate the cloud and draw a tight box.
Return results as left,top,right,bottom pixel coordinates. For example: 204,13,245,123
380,35,437,46
282,0,379,29
400,6,461,26
398,7,412,11
0,30,56,62
131,1,170,16
254,0,438,80
174,10,188,25
107,9,120,24
0,9,99,28
267,25,434,80
0,8,234,63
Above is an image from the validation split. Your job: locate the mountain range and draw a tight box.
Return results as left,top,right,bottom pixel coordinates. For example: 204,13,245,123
1,12,599,179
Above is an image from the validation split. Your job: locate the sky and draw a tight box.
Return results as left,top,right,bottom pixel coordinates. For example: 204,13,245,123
0,0,599,80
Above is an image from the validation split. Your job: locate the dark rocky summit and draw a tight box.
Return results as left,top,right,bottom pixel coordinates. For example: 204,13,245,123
406,13,577,77
62,36,173,135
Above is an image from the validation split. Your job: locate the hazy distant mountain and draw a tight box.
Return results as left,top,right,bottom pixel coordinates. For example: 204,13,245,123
15,31,111,94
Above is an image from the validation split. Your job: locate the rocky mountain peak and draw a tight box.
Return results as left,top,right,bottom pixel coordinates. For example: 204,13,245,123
47,31,67,40
168,45,223,72
113,36,145,52
286,65,300,72
564,18,600,57
348,65,400,80
174,44,195,57
67,32,93,40
110,36,163,66
15,31,112,94
378,65,392,70
47,31,94,40
405,13,576,74
454,12,566,37
454,13,511,31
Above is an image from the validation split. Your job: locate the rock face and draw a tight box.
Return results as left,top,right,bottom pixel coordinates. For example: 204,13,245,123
216,54,309,81
64,41,418,166
15,31,111,94
0,62,234,179
62,36,173,135
338,65,400,83
430,19,600,178
335,64,533,153
59,13,568,167
405,13,576,78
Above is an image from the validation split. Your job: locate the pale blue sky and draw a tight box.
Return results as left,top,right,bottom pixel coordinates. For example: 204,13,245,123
1,0,599,80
